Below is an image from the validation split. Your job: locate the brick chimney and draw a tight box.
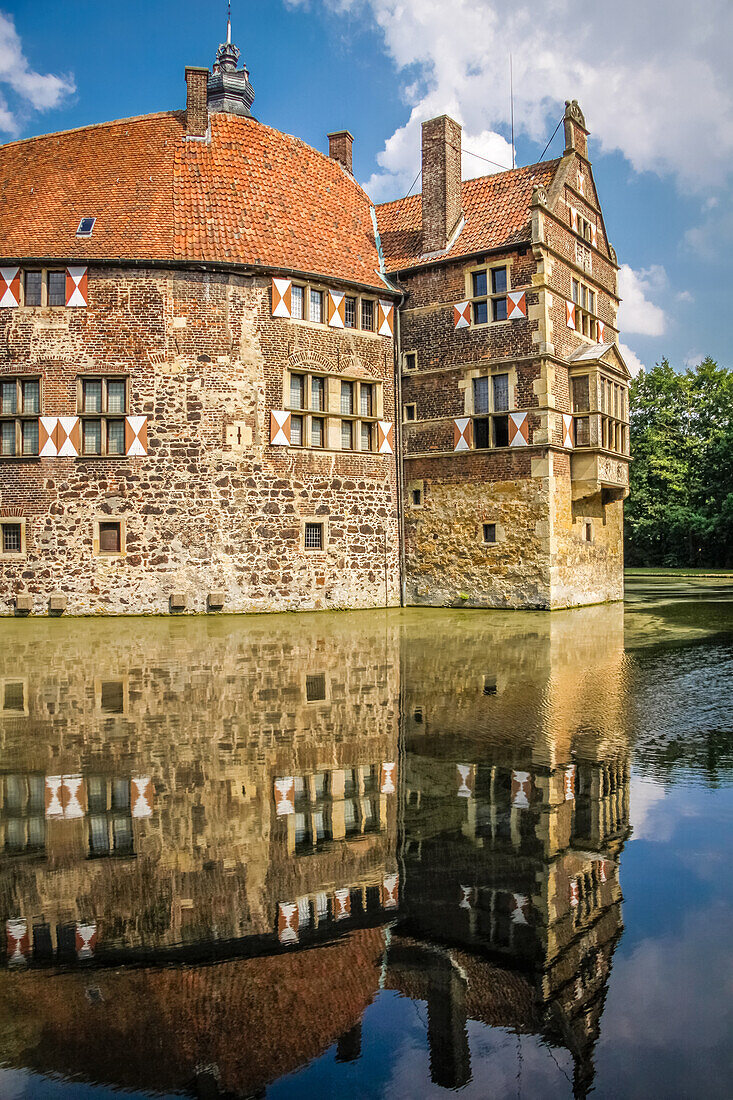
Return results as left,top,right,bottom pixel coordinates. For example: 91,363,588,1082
328,130,354,174
564,100,589,159
421,115,462,254
185,67,210,137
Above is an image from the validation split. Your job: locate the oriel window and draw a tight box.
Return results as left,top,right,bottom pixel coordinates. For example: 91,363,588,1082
0,377,41,457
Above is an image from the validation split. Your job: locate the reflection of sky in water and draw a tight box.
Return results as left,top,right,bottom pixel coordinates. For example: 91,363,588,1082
0,579,732,1099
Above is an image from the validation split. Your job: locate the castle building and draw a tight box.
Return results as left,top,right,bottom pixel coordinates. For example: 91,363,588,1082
0,24,630,615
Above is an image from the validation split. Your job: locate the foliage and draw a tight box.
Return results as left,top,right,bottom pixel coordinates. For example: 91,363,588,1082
625,358,733,567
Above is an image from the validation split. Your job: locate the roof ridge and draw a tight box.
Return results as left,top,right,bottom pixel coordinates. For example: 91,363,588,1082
0,110,185,152
376,156,562,210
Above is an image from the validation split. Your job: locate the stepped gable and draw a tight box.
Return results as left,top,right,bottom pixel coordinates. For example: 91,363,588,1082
375,159,560,271
0,112,385,290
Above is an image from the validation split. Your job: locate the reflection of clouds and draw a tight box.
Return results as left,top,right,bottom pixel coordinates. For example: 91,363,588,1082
629,774,670,841
597,905,733,1098
383,1003,573,1099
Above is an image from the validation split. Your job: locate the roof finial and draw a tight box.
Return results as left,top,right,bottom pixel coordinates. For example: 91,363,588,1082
227,0,232,45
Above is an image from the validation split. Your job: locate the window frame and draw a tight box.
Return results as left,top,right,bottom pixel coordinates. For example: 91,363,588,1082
0,377,42,459
467,262,510,328
284,369,383,453
93,517,126,558
0,518,27,559
302,519,327,552
285,280,379,333
570,369,630,455
470,370,513,451
17,267,68,308
77,376,129,458
570,278,600,341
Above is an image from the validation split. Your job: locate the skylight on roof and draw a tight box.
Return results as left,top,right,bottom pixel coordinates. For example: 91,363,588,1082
76,217,96,238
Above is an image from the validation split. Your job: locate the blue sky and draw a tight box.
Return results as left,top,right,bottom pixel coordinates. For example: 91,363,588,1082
1,0,730,376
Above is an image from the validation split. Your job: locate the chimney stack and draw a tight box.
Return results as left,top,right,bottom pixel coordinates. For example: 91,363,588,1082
421,115,462,254
564,100,589,159
185,67,210,137
328,130,354,174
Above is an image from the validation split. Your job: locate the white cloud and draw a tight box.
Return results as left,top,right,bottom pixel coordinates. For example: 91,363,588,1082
684,352,704,368
0,12,74,135
617,264,667,337
291,0,733,200
620,342,646,378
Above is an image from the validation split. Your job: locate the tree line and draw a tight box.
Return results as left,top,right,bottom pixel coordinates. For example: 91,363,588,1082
625,358,733,568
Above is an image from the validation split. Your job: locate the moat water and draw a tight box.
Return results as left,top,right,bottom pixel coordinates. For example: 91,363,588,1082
0,578,732,1099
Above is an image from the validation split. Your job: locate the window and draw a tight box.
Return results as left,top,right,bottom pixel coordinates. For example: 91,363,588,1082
291,414,303,446
585,522,593,542
571,278,598,340
2,681,26,712
1,522,23,556
311,417,324,447
0,378,41,457
473,373,511,449
291,284,304,320
100,680,125,714
311,376,324,411
47,271,66,307
404,404,416,422
78,376,127,457
306,673,326,702
340,381,354,414
304,522,324,550
483,523,497,544
361,299,374,331
310,288,323,323
344,296,357,328
77,217,95,237
599,375,628,455
290,374,305,409
95,519,124,556
574,417,590,447
483,676,498,696
404,352,417,371
360,421,374,452
571,375,590,413
285,371,381,452
24,270,42,306
471,265,508,325
412,488,422,506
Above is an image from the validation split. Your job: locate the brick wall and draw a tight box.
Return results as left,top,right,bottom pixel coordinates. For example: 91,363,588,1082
0,267,400,615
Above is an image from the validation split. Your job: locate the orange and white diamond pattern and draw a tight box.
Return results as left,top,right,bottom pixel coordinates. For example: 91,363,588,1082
333,888,351,921
0,266,20,307
454,301,470,330
45,775,85,819
378,300,394,337
328,290,345,328
562,414,574,449
378,421,394,454
131,776,154,818
125,416,148,456
65,266,88,307
381,874,399,910
509,411,529,447
6,919,29,965
453,417,472,451
380,762,396,794
272,277,292,318
75,922,97,960
456,764,474,799
270,410,291,446
507,290,527,320
511,770,532,809
566,300,576,330
274,777,296,816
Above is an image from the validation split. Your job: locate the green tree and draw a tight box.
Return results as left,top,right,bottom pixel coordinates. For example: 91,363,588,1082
625,358,733,567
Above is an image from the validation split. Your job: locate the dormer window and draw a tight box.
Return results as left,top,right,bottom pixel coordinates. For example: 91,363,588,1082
76,217,95,237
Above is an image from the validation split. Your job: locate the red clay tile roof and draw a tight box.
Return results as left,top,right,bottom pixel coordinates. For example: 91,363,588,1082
0,111,387,291
375,159,561,271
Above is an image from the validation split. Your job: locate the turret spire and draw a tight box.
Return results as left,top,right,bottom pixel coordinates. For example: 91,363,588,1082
208,1,256,117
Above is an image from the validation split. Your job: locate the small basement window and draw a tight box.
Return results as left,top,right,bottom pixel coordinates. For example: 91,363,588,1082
483,523,497,544
77,217,96,237
1,519,26,558
404,404,416,422
304,522,324,551
412,489,422,506
585,522,593,543
306,673,327,702
97,520,123,555
404,352,417,371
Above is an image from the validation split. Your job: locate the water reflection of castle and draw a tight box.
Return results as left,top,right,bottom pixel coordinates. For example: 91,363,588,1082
0,607,630,1097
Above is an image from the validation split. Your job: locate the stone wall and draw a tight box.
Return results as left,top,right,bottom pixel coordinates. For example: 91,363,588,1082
0,267,400,615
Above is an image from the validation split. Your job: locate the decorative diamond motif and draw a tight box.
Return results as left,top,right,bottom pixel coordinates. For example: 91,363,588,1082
54,417,80,457
381,873,399,910
453,417,472,451
272,277,292,318
511,770,532,808
566,300,576,330
65,266,88,307
328,290,345,328
278,902,299,945
509,411,530,447
75,922,97,960
333,888,351,921
377,421,394,454
131,776,154,818
378,300,394,336
270,410,291,446
0,266,20,307
274,777,296,815
456,764,474,798
380,762,396,794
507,290,527,320
39,416,59,457
562,413,573,449
125,416,148,456
453,300,470,330
564,764,576,800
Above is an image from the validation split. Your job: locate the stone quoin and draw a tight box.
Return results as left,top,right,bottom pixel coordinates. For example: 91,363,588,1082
0,16,630,615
